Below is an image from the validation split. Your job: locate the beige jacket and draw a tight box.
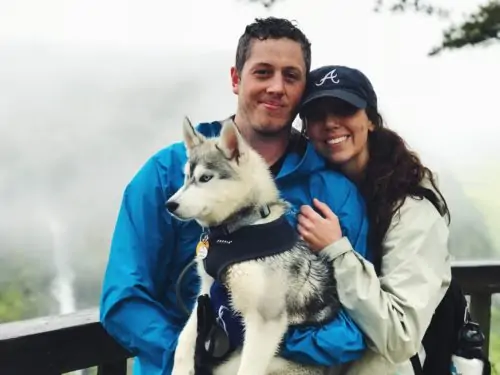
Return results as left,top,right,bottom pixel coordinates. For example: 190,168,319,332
323,196,452,375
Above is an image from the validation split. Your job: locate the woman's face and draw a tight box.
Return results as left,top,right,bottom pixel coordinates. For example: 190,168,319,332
303,97,374,178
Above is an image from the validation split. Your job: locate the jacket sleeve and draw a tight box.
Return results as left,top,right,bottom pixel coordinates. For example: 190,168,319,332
99,154,180,371
281,175,370,366
319,197,451,364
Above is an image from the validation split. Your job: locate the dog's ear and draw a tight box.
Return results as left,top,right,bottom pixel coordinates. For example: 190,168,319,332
218,119,246,161
182,116,206,153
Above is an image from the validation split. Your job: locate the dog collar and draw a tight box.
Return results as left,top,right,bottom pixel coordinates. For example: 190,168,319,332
195,204,272,260
201,215,298,283
206,204,271,239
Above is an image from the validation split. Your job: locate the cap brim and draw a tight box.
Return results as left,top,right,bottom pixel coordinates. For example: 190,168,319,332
301,89,367,111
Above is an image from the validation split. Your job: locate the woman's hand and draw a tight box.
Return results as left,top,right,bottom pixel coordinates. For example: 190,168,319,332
297,198,343,252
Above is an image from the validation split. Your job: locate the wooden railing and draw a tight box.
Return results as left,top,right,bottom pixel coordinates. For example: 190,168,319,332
1,260,499,375
450,260,500,356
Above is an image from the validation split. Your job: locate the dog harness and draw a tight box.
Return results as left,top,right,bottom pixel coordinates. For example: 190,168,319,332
193,206,299,373
200,212,299,283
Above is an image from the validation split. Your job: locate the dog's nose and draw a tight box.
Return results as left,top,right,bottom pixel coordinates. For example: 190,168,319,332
165,200,179,213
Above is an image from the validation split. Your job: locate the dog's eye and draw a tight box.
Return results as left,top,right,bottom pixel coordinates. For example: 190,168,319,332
199,174,213,183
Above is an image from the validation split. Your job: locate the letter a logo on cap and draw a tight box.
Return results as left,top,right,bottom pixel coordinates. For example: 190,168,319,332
315,69,340,86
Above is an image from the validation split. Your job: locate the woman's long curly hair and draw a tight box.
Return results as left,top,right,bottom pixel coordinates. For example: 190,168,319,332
361,107,451,275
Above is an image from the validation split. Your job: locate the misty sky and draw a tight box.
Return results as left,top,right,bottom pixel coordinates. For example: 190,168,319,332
1,0,499,265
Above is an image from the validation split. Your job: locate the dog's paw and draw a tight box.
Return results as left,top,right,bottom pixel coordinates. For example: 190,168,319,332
171,360,195,375
172,367,194,375
172,349,195,375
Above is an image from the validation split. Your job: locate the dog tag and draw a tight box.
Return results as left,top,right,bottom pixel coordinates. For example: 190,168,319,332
196,239,209,259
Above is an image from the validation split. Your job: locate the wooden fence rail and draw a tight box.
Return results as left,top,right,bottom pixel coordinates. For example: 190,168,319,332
1,260,499,375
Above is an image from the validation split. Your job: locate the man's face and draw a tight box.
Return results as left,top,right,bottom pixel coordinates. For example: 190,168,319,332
231,38,307,137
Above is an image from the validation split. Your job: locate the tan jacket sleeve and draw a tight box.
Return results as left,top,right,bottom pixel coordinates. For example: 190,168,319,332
320,197,452,365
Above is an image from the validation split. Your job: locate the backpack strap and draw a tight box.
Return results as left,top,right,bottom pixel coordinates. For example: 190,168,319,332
410,355,424,375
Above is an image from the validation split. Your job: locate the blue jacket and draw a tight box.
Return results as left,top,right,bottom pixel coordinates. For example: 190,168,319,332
100,120,370,375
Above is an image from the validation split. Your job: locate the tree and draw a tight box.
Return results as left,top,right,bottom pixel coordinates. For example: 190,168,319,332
248,0,500,56
0,253,54,323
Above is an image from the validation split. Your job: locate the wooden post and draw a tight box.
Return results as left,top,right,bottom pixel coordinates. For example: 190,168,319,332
469,292,492,357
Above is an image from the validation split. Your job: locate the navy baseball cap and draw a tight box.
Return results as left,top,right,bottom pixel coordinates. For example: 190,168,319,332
300,65,378,116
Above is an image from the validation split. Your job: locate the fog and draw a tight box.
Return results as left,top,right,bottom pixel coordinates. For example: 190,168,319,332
1,0,499,314
0,45,236,307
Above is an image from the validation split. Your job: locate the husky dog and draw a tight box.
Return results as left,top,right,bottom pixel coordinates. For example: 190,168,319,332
166,117,341,375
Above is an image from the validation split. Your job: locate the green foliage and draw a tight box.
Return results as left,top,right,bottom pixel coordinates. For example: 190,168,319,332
0,286,30,321
247,0,279,7
491,333,500,374
429,0,500,56
374,0,448,16
490,308,500,374
247,0,500,56
0,253,54,323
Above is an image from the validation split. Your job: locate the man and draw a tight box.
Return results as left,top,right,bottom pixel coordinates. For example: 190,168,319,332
100,17,370,375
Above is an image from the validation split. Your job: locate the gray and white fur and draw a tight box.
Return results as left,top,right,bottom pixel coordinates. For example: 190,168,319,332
166,117,341,375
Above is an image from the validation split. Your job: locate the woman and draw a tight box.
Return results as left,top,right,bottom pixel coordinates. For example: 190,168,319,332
294,65,452,374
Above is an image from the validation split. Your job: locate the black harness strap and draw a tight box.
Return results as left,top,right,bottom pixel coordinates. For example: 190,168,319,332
410,355,424,375
203,215,298,282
